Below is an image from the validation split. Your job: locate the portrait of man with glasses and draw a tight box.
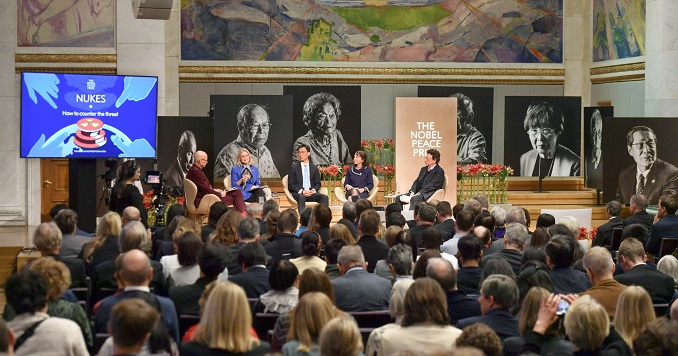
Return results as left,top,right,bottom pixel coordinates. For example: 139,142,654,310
519,101,581,177
616,125,678,205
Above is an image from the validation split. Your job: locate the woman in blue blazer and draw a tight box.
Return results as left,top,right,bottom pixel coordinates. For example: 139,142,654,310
344,150,374,202
231,148,267,203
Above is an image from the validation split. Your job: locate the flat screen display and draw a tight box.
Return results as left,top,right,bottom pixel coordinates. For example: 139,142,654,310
20,72,158,158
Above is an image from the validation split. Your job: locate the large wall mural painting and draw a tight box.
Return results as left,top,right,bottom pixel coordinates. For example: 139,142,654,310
181,0,563,62
593,0,645,62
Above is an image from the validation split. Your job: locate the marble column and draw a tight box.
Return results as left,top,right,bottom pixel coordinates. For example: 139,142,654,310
563,0,592,107
645,0,678,117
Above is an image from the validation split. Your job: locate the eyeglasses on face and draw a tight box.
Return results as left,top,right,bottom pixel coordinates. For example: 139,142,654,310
527,128,556,137
249,123,271,132
629,141,656,151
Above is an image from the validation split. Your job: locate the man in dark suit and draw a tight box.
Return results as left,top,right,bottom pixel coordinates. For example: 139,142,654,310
229,242,271,299
226,218,273,276
331,245,391,312
456,234,483,295
186,150,246,213
480,223,527,276
593,200,624,247
616,238,675,303
355,210,389,273
54,209,91,260
624,194,654,230
396,148,445,210
427,257,481,325
546,236,591,294
288,144,328,212
433,201,456,240
32,222,87,289
616,126,678,205
646,194,678,256
264,209,303,264
456,274,519,341
408,204,437,248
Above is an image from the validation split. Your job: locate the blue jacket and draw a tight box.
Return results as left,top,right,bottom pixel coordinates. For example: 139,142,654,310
231,165,262,201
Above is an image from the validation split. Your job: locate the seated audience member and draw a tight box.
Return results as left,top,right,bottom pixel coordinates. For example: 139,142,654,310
254,260,299,314
94,250,180,341
613,286,656,349
535,213,556,229
427,257,481,324
522,246,548,266
593,200,624,247
385,212,407,229
354,198,373,224
480,258,516,286
154,213,186,260
442,210,474,255
472,225,494,257
180,281,272,355
5,270,88,356
455,323,503,356
201,202,227,242
208,210,243,248
329,223,356,245
433,201,456,240
383,225,403,248
318,316,363,356
529,227,550,248
106,298,161,356
615,238,675,303
420,227,458,268
32,222,86,288
522,294,632,355
457,274,520,341
263,198,280,218
296,207,312,237
331,245,391,312
50,203,93,237
290,231,327,274
55,209,91,260
481,222,527,276
265,209,302,264
225,217,274,277
473,194,489,212
413,250,441,279
633,317,678,355
306,204,332,244
545,235,591,294
646,194,678,257
624,193,654,229
656,255,678,294
323,238,348,279
503,287,573,356
167,232,203,287
558,216,581,239
121,206,143,227
81,211,122,277
229,242,271,299
365,279,415,356
282,292,346,356
463,198,482,219
373,227,405,281
491,206,507,239
474,211,496,233
355,210,389,273
260,210,279,243
2,258,92,349
160,218,202,265
580,247,628,319
339,201,356,225
408,203,437,247
489,207,526,254
385,244,414,281
379,278,463,354
169,243,230,316
456,234,484,295
516,262,554,307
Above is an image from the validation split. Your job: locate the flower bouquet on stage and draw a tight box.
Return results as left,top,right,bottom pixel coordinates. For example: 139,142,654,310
457,164,513,204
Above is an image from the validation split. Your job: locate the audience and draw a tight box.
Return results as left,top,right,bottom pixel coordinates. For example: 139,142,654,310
535,213,556,229
365,278,415,356
331,245,391,312
613,286,656,349
32,222,86,289
580,246,628,318
318,316,363,356
646,194,678,257
456,323,502,356
633,317,678,355
202,202,228,241
329,223,356,244
413,249,441,279
229,242,271,299
208,210,243,247
81,211,122,276
290,231,327,275
355,210,389,273
456,234,483,295
616,238,675,303
489,207,526,254
322,237,348,279
420,227,458,268
107,298,162,356
160,218,201,279
593,200,624,247
307,204,332,244
528,227,550,248
265,209,302,263
260,210,280,243
433,201,456,240
282,292,345,356
545,235,591,294
254,260,299,314
442,210,473,255
385,244,414,281
491,206,507,239
457,274,520,341
168,232,203,287
481,222,527,275
624,193,654,230
55,209,91,260
296,207,312,237
656,255,678,293
426,257,481,324
516,262,554,307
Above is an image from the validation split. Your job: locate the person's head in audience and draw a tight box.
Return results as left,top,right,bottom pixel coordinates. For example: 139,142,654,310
491,206,506,228
27,257,71,302
211,210,243,246
193,281,261,353
463,199,482,219
519,287,559,337
236,217,260,242
336,219,359,240
453,203,464,219
0,318,13,355
246,203,264,220
319,316,363,356
621,223,649,245
606,200,622,219
198,243,231,280
116,249,153,287
384,226,403,247
472,194,489,211
504,207,527,227
657,255,678,286
237,242,267,271
563,295,610,352
54,208,78,235
529,227,550,248
6,269,49,315
164,215,186,241
33,222,62,255
557,216,580,237
386,212,406,228
50,203,69,220
472,226,492,249
394,230,418,262
299,268,335,303
583,247,615,284
341,202,356,222
613,286,656,347
329,223,356,244
536,213,556,229
263,210,280,239
457,234,482,266
402,277,450,326
658,194,678,217
310,204,332,231
628,193,648,215
288,292,344,353
455,210,475,234
122,206,141,226
617,238,646,273
389,279,415,324
207,202,227,229
436,201,454,223
119,221,149,253
324,238,348,266
474,212,496,232
262,199,280,218
357,210,380,237
522,246,547,266
109,298,160,355
385,202,402,217
96,211,123,240
504,222,528,252
299,207,312,229
415,204,437,226
478,274,518,315
301,231,322,257
270,260,299,291
633,317,678,355
547,223,574,239
413,201,428,221
387,244,413,278
426,257,456,293
545,235,575,269
516,262,553,305
354,199,373,223
172,218,201,249
337,245,366,275
421,227,444,250
412,250,441,279
456,323,502,356
277,209,298,234
480,259,516,286
177,232,203,267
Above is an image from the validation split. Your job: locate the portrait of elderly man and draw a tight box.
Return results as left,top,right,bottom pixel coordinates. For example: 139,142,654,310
616,126,678,205
519,101,580,177
165,130,196,193
214,104,280,179
585,109,603,188
452,93,487,164
292,92,352,166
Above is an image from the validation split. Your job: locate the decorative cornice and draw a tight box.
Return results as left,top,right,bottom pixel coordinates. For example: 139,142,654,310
15,67,117,74
591,73,644,84
180,76,564,85
15,54,117,64
590,62,644,76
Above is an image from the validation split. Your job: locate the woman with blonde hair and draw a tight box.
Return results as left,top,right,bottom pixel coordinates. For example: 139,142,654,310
180,281,272,355
613,286,656,348
160,218,201,280
282,292,346,355
209,210,243,246
329,223,356,244
318,316,363,356
81,211,122,276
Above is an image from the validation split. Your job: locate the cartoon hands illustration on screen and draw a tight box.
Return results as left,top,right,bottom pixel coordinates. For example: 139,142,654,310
115,76,157,108
106,125,155,157
24,73,60,109
28,124,78,157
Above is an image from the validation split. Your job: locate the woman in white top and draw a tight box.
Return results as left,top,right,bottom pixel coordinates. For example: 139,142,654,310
168,232,203,287
160,219,201,281
290,231,327,275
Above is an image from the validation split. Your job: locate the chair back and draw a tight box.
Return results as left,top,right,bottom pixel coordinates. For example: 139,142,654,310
348,310,393,328
282,175,297,208
183,178,199,211
610,227,623,251
179,314,201,338
427,174,449,202
253,313,280,340
93,333,110,355
224,175,232,189
659,237,678,257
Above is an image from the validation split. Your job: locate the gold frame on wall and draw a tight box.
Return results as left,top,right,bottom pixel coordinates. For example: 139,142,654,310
590,61,645,84
14,54,117,74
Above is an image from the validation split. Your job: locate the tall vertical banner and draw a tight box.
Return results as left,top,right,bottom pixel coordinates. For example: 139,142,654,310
395,98,457,203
